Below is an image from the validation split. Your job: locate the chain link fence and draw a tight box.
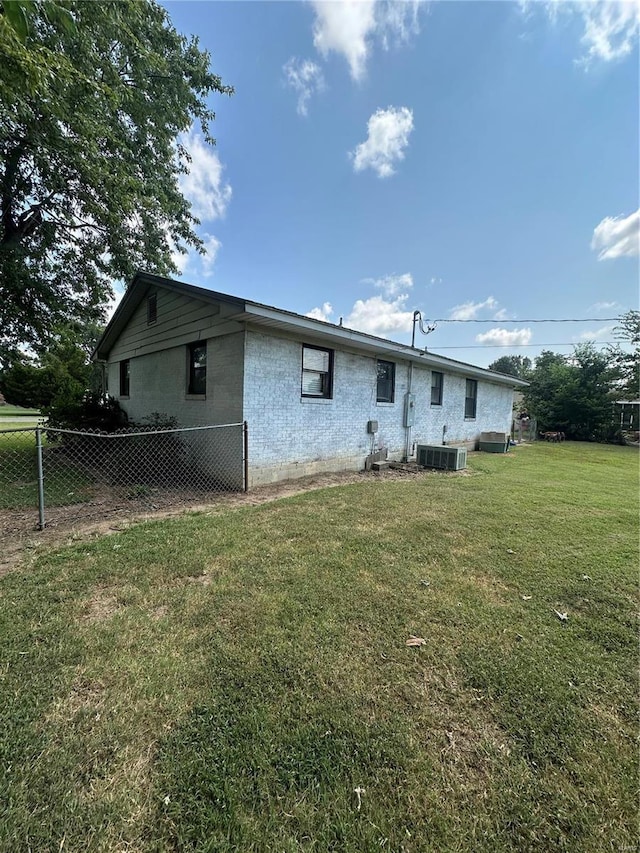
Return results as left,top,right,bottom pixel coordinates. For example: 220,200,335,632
0,422,247,534
512,417,538,443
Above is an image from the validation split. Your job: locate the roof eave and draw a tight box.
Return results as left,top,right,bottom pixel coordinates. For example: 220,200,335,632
241,303,529,388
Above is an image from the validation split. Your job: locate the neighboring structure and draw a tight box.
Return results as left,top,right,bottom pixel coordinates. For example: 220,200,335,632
615,400,640,432
93,272,528,488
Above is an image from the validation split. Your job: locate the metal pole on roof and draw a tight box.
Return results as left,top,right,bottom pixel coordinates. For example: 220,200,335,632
412,310,437,348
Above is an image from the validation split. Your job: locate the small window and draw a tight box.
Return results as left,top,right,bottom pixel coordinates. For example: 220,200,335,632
431,371,443,406
465,378,477,419
119,359,130,397
188,342,207,396
376,360,395,403
301,344,333,398
147,293,157,325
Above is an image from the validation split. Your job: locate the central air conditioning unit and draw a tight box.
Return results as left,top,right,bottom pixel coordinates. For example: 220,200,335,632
416,444,467,471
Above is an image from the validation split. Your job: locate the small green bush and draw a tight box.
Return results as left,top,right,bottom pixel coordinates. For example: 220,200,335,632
44,392,129,432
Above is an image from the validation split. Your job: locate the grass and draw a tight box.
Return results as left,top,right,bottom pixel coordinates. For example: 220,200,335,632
0,404,43,430
0,442,637,851
0,429,93,509
0,404,42,417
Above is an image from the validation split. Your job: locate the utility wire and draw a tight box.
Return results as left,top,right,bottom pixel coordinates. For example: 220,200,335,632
431,317,621,323
433,341,618,349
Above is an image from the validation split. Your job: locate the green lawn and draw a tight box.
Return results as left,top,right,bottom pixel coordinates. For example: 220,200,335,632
0,404,42,417
0,443,637,851
0,429,94,509
0,404,43,430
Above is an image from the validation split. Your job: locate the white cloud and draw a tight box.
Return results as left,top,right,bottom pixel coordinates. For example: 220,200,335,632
170,247,189,276
476,327,533,347
283,57,325,116
306,302,334,322
351,106,414,178
346,293,414,337
577,0,639,64
201,234,222,277
106,281,126,321
365,272,413,297
589,300,619,311
449,296,498,321
311,0,422,81
591,208,640,260
527,1,640,64
429,276,442,285
493,308,509,321
179,130,232,223
575,324,615,342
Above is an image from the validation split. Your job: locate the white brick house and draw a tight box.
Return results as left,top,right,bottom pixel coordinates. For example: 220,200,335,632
94,272,527,488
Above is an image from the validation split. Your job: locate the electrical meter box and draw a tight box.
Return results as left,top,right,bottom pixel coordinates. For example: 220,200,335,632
367,420,378,434
403,393,416,427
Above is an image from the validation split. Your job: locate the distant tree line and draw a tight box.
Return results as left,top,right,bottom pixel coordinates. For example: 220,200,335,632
492,310,639,443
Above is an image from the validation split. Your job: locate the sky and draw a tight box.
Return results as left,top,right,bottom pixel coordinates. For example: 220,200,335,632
131,0,639,368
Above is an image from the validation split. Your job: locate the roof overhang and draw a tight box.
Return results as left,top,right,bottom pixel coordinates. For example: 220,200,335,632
93,271,528,389
232,303,528,387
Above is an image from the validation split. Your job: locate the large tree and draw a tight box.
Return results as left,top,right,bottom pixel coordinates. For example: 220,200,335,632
0,0,232,363
609,310,640,400
488,355,532,379
524,345,619,441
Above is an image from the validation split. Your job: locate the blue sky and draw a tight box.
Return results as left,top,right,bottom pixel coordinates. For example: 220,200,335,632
147,0,639,367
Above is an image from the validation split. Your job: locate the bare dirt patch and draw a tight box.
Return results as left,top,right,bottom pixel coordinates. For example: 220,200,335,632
81,586,121,623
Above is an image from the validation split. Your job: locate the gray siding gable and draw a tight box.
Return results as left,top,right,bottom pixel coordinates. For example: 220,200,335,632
108,287,241,362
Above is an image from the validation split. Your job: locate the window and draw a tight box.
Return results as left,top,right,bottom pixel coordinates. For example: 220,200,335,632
301,344,333,398
188,342,207,395
431,371,443,406
465,378,477,419
376,360,395,403
147,293,157,324
119,359,130,397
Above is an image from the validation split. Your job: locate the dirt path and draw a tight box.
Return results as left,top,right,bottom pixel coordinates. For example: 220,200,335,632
0,466,433,577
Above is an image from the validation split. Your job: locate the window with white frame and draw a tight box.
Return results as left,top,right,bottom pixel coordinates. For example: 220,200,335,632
301,344,333,398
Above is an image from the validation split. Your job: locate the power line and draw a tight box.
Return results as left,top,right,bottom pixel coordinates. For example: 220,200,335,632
432,341,617,349
432,317,621,324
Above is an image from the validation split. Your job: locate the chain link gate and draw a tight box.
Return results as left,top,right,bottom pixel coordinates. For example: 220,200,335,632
0,422,248,533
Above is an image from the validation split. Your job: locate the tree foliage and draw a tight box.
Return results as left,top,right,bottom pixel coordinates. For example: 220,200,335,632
0,320,103,408
0,0,232,362
488,355,532,379
609,310,640,400
524,344,620,442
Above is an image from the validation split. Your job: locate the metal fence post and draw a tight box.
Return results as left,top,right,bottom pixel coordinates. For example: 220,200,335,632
243,421,249,493
35,427,45,530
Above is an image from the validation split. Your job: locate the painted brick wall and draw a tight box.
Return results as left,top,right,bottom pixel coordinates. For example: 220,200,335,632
411,370,514,448
243,331,514,486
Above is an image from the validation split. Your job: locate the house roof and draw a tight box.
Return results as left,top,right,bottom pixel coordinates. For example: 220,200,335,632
94,271,529,388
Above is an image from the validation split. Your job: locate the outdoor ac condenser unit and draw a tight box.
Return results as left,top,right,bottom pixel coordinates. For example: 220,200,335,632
416,444,467,471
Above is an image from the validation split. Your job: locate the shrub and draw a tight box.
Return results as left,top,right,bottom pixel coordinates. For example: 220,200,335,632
44,392,129,432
